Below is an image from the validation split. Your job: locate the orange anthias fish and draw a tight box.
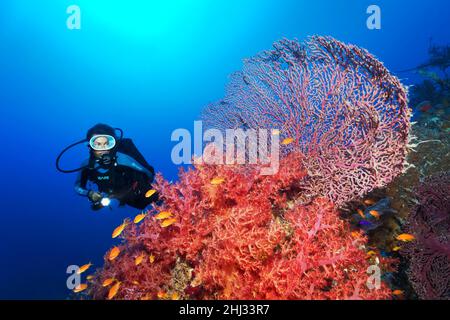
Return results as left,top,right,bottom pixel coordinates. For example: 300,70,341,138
366,250,377,257
171,292,180,300
86,275,94,281
155,211,173,220
363,199,376,205
102,278,115,287
112,221,129,238
108,247,121,261
107,282,121,300
396,234,415,242
369,210,380,219
210,177,225,185
133,213,147,224
77,262,93,274
357,209,365,218
351,231,361,238
392,246,401,252
157,291,167,299
140,294,151,300
149,254,155,263
145,189,157,198
392,290,404,296
73,283,88,293
281,137,294,145
161,218,177,228
135,253,145,266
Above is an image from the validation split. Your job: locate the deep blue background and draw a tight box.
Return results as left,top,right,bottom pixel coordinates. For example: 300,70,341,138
0,0,448,299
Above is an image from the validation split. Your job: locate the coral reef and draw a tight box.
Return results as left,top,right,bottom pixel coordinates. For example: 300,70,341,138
401,172,450,300
88,152,395,300
82,37,413,300
202,36,411,206
371,44,450,251
337,44,450,299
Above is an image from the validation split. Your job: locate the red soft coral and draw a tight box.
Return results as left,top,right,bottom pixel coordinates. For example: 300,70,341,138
89,153,394,300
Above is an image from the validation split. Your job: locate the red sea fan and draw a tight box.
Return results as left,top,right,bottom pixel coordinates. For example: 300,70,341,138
202,36,411,206
89,153,394,300
402,172,450,300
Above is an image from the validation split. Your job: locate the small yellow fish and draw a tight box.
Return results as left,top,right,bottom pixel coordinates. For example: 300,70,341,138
161,218,177,228
135,253,145,266
392,290,404,296
171,292,180,300
367,250,377,257
86,275,94,281
77,262,93,274
102,278,115,287
155,211,173,220
364,199,376,205
145,189,157,198
112,221,128,238
134,213,147,224
107,282,121,300
149,254,155,263
392,246,401,252
73,283,88,293
357,209,365,218
157,291,167,299
396,234,415,242
210,177,225,185
132,281,140,285
108,246,121,261
281,137,294,145
272,129,280,135
351,231,360,238
369,210,380,219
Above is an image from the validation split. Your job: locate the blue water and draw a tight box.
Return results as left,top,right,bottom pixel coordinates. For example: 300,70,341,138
0,0,448,299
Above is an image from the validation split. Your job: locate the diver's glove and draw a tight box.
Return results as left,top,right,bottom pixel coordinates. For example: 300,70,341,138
88,190,102,203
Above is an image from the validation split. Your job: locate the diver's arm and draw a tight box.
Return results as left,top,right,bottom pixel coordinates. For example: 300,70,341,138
74,168,90,196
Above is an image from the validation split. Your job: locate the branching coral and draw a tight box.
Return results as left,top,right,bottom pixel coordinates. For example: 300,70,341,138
401,172,450,300
84,36,409,300
202,36,411,206
89,152,395,300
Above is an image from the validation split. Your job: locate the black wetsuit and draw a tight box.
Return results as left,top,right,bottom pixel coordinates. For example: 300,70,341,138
74,152,157,210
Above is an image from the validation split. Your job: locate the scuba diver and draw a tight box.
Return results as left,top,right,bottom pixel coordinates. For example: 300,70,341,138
56,124,158,211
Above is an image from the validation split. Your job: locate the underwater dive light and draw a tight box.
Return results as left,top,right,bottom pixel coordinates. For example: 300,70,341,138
100,197,111,207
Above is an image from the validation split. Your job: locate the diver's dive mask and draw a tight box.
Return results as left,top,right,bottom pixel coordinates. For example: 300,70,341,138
56,127,123,173
89,135,116,151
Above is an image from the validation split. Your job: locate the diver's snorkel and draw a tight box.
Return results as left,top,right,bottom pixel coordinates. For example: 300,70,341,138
55,128,123,173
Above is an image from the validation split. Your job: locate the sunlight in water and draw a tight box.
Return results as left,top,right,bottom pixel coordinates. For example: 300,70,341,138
79,0,209,40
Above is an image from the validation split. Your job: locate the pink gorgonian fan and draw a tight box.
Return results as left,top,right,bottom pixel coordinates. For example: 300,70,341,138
202,36,412,206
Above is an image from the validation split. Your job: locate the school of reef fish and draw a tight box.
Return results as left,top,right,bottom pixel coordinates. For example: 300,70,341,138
72,36,449,300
